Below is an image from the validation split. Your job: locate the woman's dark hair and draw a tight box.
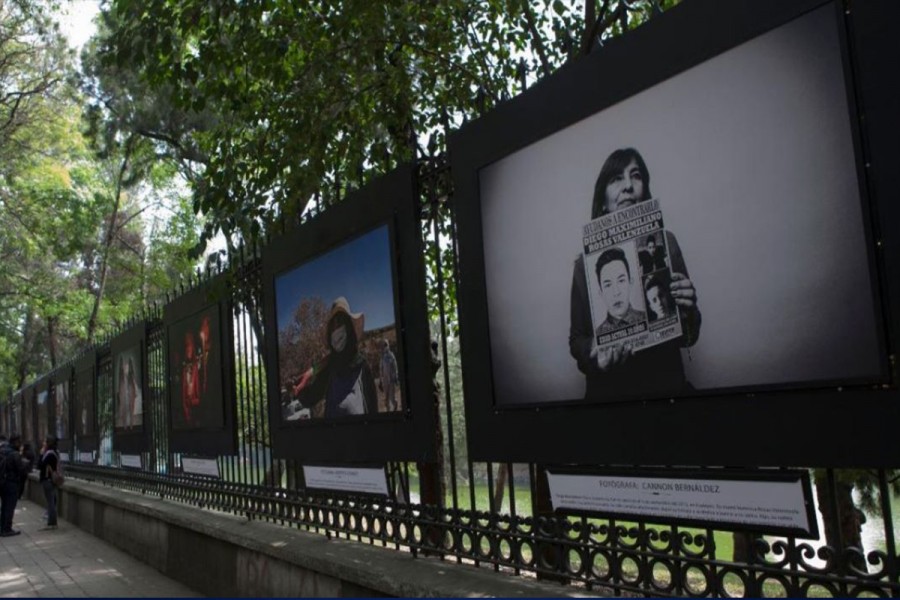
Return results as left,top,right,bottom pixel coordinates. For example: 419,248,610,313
591,148,652,218
45,435,58,450
326,311,358,358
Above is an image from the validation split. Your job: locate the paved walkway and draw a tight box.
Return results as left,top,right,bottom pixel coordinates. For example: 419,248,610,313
0,498,201,597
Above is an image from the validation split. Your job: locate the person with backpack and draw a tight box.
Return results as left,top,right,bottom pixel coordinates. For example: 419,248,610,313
0,434,28,536
38,435,61,531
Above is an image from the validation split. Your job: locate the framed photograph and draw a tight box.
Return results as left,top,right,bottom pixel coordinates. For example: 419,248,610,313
261,164,434,463
22,385,34,445
450,0,900,466
111,322,149,454
50,366,73,453
74,351,98,453
35,378,49,444
165,275,237,455
10,390,21,437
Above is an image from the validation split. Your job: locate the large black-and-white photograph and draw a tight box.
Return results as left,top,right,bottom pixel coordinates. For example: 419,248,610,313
477,6,883,406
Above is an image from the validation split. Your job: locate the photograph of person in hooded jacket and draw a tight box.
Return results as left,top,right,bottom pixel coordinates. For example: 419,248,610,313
275,224,403,420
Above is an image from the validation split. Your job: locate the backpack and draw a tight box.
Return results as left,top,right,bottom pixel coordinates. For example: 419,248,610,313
46,450,64,487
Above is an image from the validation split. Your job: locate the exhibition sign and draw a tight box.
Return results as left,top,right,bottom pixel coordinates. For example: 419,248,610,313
546,468,817,537
302,465,389,497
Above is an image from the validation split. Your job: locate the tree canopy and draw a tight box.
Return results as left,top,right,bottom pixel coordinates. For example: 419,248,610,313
96,0,678,247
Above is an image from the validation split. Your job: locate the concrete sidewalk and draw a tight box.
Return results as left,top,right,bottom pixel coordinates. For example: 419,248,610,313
0,498,200,597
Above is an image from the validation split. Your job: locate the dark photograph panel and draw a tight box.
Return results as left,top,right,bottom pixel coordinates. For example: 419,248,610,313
168,304,225,430
55,380,69,440
75,371,95,437
23,391,34,443
476,6,883,406
114,345,143,431
11,391,21,436
274,224,403,421
36,389,49,441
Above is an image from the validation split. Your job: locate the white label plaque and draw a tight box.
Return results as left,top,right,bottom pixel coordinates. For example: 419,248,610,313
547,471,813,536
59,452,70,462
182,457,221,478
78,451,93,463
121,454,142,469
303,465,389,496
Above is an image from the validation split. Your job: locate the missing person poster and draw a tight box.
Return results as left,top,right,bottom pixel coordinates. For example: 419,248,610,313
583,198,682,353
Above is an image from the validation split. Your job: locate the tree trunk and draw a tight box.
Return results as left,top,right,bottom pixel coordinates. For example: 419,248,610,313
732,531,763,563
15,309,36,388
87,139,133,345
815,473,867,573
418,339,446,554
47,315,58,368
492,463,508,512
534,466,568,583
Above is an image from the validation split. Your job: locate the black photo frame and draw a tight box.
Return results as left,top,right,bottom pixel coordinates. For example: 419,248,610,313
10,389,22,437
450,0,900,467
0,395,7,436
21,385,34,445
73,351,98,454
110,322,149,454
261,164,435,463
34,377,49,445
49,365,74,454
164,274,238,456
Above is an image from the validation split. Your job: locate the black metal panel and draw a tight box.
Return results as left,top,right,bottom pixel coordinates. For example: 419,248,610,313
33,376,49,445
110,322,150,454
261,164,436,463
73,351,98,454
449,0,900,466
164,274,238,456
48,365,74,454
847,0,900,379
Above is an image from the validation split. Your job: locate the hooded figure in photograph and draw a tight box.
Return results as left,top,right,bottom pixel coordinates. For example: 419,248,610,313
570,148,701,400
294,297,379,418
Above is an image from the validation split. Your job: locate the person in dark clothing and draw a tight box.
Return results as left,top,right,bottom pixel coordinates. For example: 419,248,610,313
638,234,668,275
18,442,35,499
570,148,701,401
0,434,28,536
38,435,60,530
294,297,378,418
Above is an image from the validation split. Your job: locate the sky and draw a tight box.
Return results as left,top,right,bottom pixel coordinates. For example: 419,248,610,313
57,0,101,53
274,224,397,335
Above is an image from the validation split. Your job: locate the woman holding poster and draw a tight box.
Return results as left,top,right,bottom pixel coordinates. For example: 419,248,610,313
569,148,702,401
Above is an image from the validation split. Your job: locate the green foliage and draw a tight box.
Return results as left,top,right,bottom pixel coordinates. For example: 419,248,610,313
95,0,679,250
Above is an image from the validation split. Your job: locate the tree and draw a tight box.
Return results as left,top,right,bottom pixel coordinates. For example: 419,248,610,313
94,0,679,249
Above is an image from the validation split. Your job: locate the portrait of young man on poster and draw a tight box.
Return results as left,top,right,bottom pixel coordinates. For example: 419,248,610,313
274,224,403,422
